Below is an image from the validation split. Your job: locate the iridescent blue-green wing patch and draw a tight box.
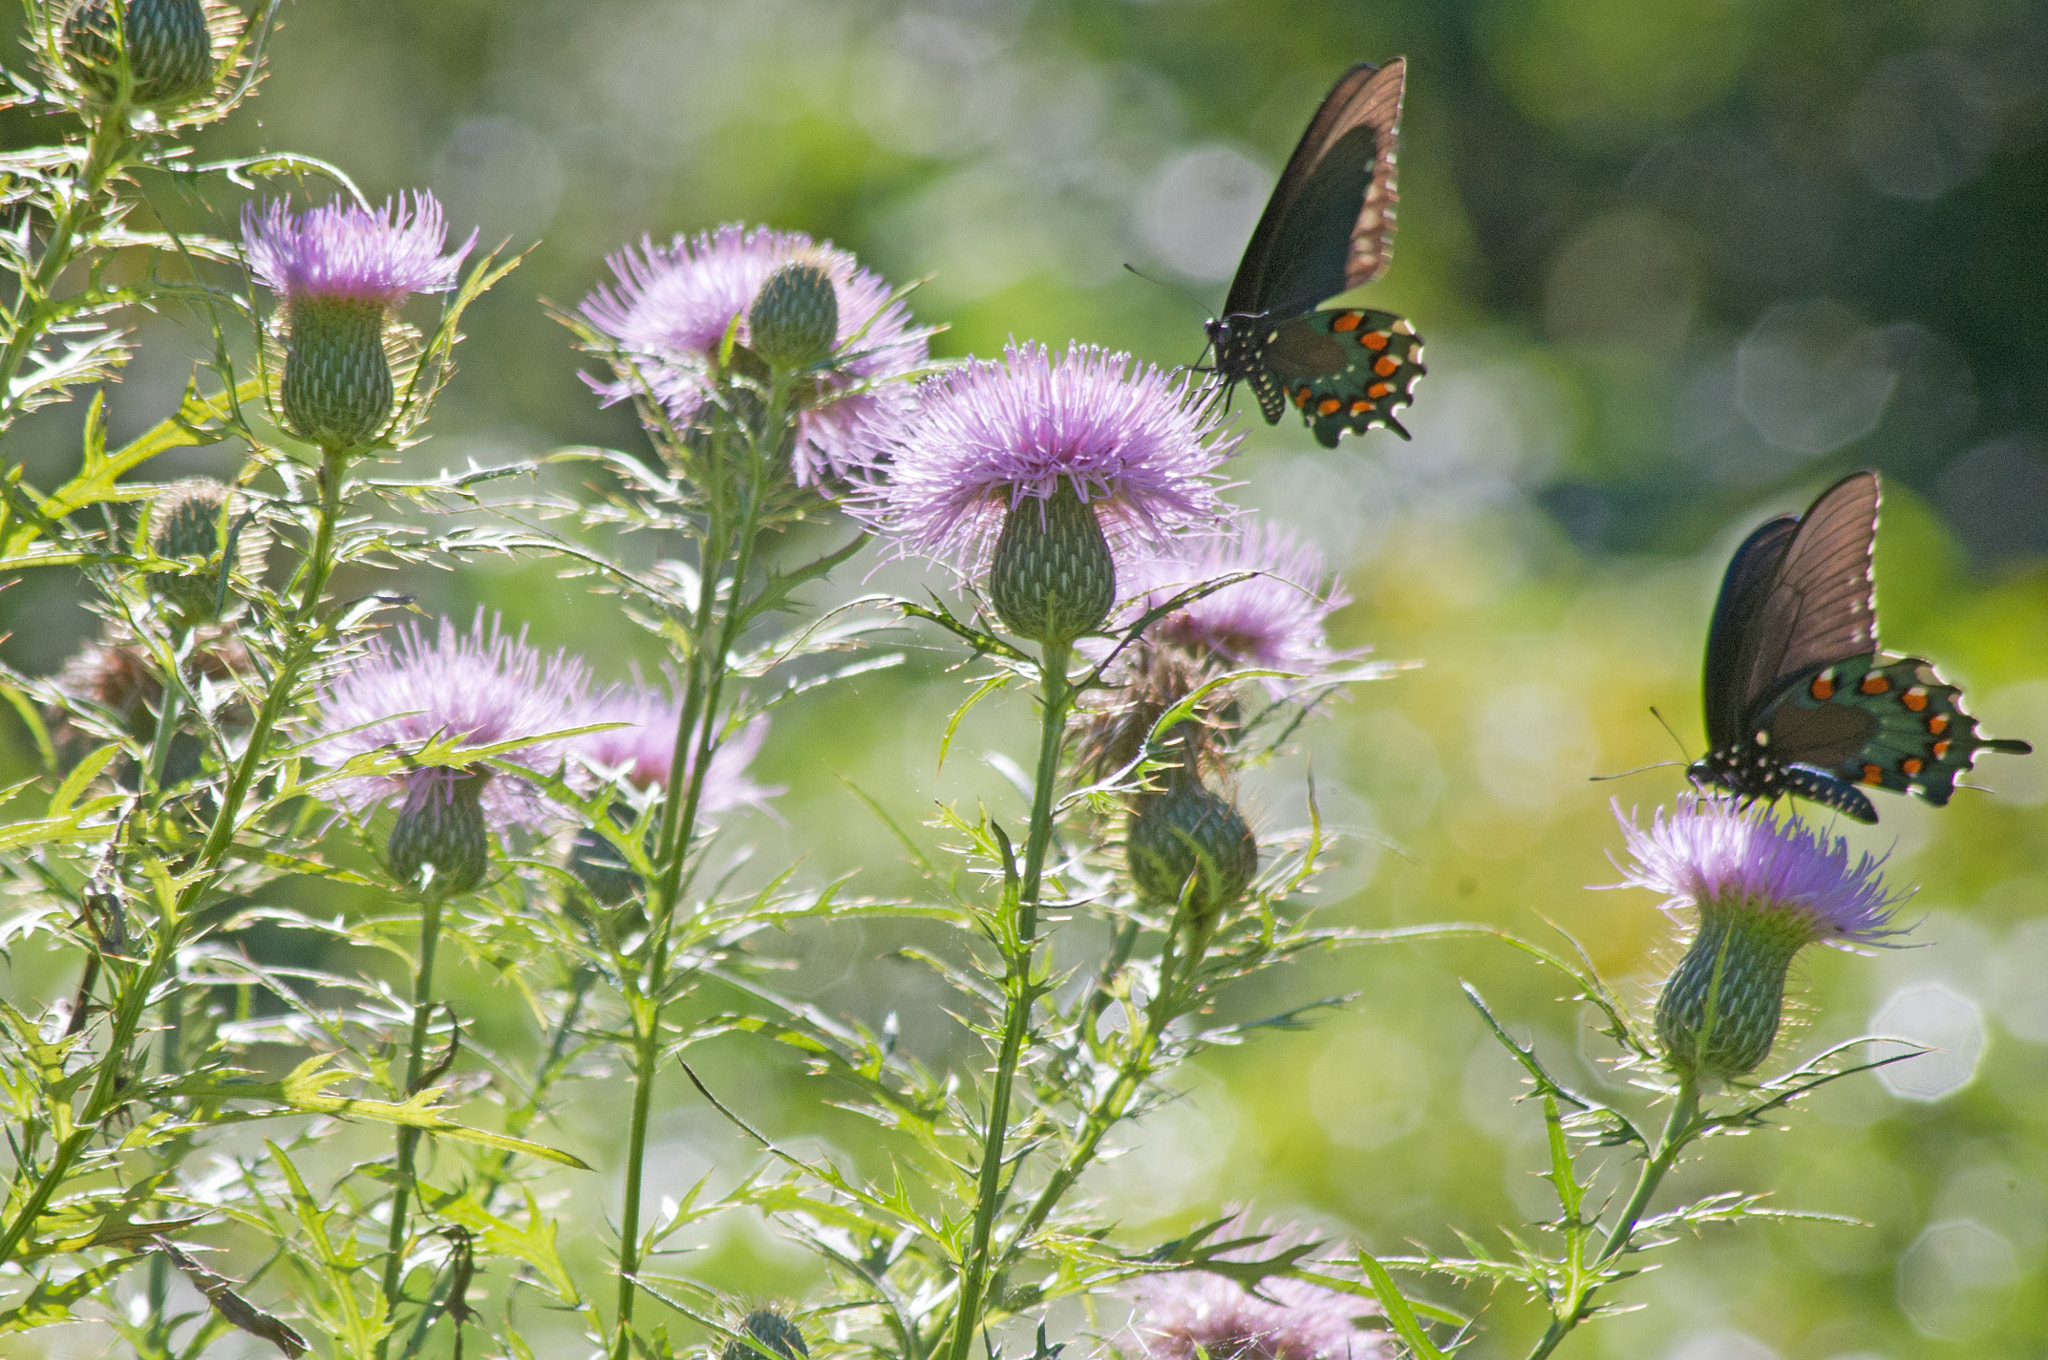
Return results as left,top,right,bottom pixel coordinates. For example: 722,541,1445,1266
1755,654,2031,811
1262,307,1425,448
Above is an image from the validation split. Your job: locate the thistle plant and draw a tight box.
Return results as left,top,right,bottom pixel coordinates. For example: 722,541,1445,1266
0,4,2005,1357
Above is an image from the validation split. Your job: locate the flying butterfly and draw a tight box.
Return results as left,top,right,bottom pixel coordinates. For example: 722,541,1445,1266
1690,470,2030,823
1206,57,1426,449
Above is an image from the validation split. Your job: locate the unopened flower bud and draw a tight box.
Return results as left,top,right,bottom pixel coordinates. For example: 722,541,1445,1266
748,262,839,371
1127,768,1258,925
387,770,491,898
62,0,216,110
989,482,1116,645
281,296,394,451
147,478,254,621
567,801,640,906
722,1309,808,1360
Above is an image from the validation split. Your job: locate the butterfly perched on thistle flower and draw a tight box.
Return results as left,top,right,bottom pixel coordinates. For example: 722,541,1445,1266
1205,58,1426,449
1690,470,2030,823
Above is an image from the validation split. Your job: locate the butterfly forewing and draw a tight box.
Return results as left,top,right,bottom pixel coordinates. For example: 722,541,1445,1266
1741,472,1880,702
1225,59,1406,320
1701,516,1797,749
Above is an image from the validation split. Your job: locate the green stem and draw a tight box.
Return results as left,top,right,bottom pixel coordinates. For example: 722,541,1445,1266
376,894,448,1353
944,641,1073,1360
1524,1076,1700,1360
0,438,354,1274
612,378,783,1357
0,108,131,431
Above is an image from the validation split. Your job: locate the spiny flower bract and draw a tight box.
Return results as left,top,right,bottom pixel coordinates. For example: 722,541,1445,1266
243,192,474,306
1610,794,1906,947
312,612,592,830
857,341,1235,575
581,223,927,484
571,683,778,816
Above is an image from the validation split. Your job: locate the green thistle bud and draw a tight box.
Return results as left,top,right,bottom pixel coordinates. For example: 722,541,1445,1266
281,296,394,452
1127,768,1258,925
748,263,840,371
988,482,1116,645
62,0,216,110
722,1309,808,1360
146,478,253,622
1654,909,1808,1079
387,771,490,898
567,801,640,906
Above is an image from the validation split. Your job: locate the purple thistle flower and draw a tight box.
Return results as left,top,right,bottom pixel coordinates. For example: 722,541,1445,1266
855,341,1237,575
572,684,778,816
1118,522,1359,692
581,224,928,484
242,192,474,306
1131,1271,1390,1360
1610,794,1905,947
312,612,593,831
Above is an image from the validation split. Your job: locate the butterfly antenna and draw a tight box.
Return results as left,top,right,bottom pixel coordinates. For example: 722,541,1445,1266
1588,760,1688,783
1648,705,1694,761
1122,262,1216,323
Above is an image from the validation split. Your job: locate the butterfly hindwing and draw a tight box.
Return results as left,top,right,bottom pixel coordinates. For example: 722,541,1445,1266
1262,307,1425,448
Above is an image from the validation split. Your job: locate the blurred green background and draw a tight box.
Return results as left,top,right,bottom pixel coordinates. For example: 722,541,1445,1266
8,0,2048,1356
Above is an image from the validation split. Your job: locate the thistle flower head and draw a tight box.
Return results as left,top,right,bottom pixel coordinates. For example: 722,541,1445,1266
1614,795,1910,1078
1611,795,1905,947
312,612,592,831
855,342,1236,575
1120,522,1355,691
242,192,474,307
580,224,927,485
1131,1269,1390,1360
571,683,777,815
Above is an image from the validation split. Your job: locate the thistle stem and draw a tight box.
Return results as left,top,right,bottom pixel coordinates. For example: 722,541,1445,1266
945,641,1073,1360
1523,1076,1701,1360
376,893,448,1354
0,432,354,1275
612,378,784,1357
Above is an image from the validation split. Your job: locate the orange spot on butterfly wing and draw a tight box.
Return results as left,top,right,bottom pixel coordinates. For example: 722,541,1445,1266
1933,739,1952,758
1367,382,1392,399
1928,714,1951,735
1809,674,1836,700
1331,311,1363,332
1373,356,1401,377
1317,397,1342,416
1360,331,1390,351
1860,674,1891,695
1902,687,1929,712
1902,757,1924,776
1861,763,1885,785
1349,400,1370,415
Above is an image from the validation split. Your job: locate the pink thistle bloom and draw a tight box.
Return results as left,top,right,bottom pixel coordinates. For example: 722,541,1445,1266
1609,794,1906,946
1131,1271,1390,1360
242,192,474,306
581,224,928,485
856,341,1236,576
1117,521,1363,693
571,684,779,816
312,613,593,830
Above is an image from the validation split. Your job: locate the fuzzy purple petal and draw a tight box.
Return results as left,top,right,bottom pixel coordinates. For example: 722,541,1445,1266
243,192,474,305
571,685,778,815
580,223,927,485
1609,794,1908,945
854,341,1237,574
312,612,593,830
1117,521,1366,692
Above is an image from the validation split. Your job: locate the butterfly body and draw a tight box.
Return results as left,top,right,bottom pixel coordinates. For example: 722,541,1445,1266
1211,59,1425,449
1690,471,2030,822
